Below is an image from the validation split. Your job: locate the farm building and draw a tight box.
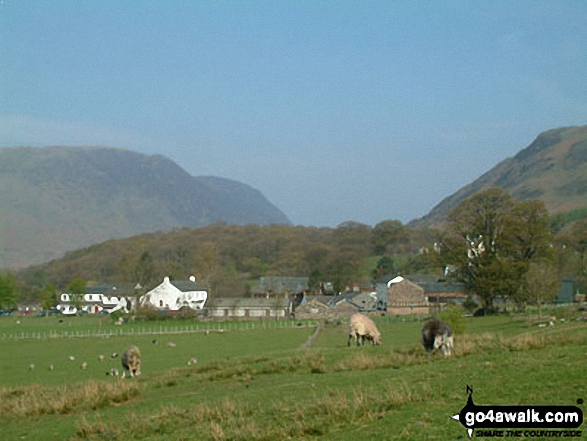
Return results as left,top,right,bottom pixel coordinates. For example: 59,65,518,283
405,274,466,305
139,277,207,311
253,276,309,297
206,297,292,319
375,276,431,315
294,293,363,320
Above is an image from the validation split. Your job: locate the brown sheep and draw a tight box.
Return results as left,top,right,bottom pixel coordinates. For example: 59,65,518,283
121,345,141,378
421,320,453,356
348,313,381,346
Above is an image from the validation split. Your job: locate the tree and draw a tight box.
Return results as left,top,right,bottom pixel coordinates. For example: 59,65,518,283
373,256,396,279
0,272,17,310
442,188,552,311
39,283,58,316
372,220,410,254
68,278,87,312
522,259,559,316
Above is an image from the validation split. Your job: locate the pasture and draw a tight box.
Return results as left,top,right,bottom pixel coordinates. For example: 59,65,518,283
0,313,585,440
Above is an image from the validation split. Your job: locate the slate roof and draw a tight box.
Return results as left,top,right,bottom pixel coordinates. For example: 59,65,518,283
253,276,309,294
207,297,291,308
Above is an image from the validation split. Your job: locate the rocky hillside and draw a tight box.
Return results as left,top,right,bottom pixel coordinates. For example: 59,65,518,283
0,146,291,268
409,125,587,228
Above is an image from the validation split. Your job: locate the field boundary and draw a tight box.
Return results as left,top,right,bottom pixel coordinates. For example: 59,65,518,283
0,319,318,341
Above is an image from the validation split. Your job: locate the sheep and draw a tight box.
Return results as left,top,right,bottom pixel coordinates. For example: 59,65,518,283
421,319,453,356
187,357,198,366
98,354,104,362
29,363,35,372
111,352,118,359
107,368,119,377
81,361,88,370
348,313,381,346
167,341,176,347
121,345,141,378
49,364,54,372
69,355,76,362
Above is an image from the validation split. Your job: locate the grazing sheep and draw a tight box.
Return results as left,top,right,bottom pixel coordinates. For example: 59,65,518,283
107,368,119,377
81,361,88,370
111,352,118,359
49,364,54,372
422,320,453,356
98,354,104,362
187,357,198,366
348,313,381,346
69,355,75,362
121,345,141,378
29,363,35,372
167,341,176,347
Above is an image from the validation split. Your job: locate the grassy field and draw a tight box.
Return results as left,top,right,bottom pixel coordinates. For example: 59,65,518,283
0,313,585,440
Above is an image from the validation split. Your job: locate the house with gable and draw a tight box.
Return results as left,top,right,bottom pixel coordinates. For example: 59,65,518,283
139,276,207,311
376,275,432,315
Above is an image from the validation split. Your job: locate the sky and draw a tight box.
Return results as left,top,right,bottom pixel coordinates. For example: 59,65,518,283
1,1,586,227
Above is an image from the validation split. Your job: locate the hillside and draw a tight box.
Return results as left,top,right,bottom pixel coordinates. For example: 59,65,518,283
409,125,587,228
0,146,291,268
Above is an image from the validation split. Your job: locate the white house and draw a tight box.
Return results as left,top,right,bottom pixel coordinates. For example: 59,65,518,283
139,277,207,311
56,289,134,315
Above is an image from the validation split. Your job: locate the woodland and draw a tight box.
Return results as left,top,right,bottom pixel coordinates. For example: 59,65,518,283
1,189,586,311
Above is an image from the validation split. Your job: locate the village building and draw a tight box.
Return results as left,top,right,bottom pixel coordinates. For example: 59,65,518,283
253,276,309,297
405,274,467,306
56,283,138,315
206,297,291,319
139,277,207,311
375,275,431,315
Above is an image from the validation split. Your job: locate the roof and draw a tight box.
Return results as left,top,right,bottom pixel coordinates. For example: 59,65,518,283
253,276,309,294
302,295,333,306
170,279,208,292
207,297,291,308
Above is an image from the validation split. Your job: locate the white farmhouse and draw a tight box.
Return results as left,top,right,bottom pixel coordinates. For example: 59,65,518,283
139,277,207,311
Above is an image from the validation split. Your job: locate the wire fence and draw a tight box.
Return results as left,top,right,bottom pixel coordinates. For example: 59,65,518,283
0,319,318,341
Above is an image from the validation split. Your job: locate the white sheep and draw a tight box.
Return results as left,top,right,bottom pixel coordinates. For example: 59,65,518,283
187,357,198,366
348,313,381,346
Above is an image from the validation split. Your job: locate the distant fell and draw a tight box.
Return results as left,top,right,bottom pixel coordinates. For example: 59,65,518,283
0,146,291,268
409,125,587,228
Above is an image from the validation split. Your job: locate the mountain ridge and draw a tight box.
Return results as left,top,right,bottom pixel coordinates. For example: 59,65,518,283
0,146,291,268
409,125,587,228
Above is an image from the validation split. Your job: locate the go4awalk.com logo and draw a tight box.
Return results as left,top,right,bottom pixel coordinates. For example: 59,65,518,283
451,386,584,438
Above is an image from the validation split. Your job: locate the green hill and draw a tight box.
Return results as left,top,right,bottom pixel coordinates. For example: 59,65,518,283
409,125,587,228
0,146,291,268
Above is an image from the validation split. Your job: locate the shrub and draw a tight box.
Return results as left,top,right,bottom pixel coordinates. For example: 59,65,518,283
437,305,466,335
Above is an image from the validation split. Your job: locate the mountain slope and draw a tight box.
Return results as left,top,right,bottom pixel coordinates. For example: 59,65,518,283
409,125,587,228
0,146,291,268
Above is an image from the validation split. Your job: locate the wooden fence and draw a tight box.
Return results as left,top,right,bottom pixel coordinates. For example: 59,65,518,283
0,319,318,341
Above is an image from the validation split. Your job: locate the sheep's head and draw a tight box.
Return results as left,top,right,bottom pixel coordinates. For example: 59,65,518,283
372,333,382,345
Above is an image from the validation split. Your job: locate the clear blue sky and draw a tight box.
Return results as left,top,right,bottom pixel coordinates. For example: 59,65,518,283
1,1,586,227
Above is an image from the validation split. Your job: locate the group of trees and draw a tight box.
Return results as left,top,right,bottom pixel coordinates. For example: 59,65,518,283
6,187,587,310
432,187,585,311
14,220,428,302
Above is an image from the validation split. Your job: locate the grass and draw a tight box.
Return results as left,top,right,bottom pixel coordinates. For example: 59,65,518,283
0,313,585,440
